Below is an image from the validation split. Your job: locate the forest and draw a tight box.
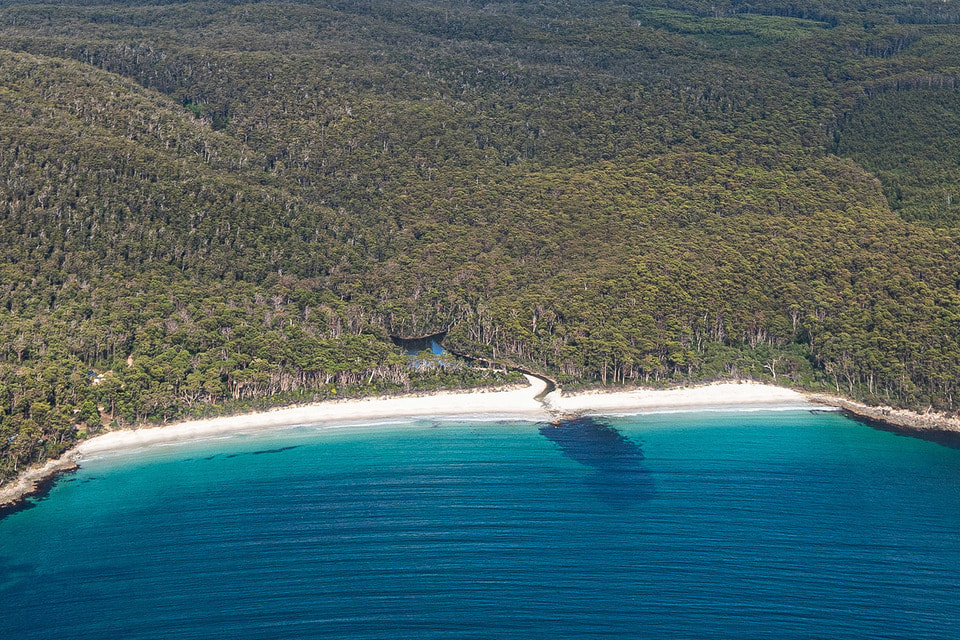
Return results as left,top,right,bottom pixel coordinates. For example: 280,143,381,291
1,0,960,483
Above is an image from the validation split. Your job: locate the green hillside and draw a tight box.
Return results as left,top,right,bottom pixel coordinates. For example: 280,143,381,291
1,0,960,480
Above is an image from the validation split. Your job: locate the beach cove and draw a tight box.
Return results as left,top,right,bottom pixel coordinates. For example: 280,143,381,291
2,403,960,639
1,377,814,512
5,374,960,514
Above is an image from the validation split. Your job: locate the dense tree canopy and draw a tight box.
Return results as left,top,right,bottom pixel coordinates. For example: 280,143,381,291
1,0,960,482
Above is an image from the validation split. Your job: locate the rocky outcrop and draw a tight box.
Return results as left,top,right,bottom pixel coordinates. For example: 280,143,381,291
808,394,960,446
0,451,81,517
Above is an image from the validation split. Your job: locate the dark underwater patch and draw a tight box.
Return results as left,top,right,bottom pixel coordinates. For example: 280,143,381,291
250,445,300,456
540,416,655,508
0,465,81,521
218,445,302,461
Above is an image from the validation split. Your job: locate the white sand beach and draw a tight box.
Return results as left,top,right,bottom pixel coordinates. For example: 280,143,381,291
76,377,812,457
75,375,553,457
0,377,816,508
548,380,812,416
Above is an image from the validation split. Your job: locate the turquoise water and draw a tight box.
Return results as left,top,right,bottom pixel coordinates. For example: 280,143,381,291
1,410,959,639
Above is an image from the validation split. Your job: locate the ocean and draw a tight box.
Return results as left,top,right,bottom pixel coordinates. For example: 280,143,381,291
1,410,958,639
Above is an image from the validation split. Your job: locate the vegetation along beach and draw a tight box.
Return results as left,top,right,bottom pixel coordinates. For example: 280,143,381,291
3,0,960,495
3,0,960,635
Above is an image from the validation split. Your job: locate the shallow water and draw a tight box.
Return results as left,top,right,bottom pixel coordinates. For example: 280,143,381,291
1,410,959,639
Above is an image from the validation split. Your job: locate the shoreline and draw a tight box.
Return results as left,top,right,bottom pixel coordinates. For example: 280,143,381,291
74,374,552,457
546,380,812,416
0,376,546,512
3,377,958,514
0,455,81,519
807,393,960,448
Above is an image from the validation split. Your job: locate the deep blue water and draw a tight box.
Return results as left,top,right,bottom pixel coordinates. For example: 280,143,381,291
2,410,959,639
